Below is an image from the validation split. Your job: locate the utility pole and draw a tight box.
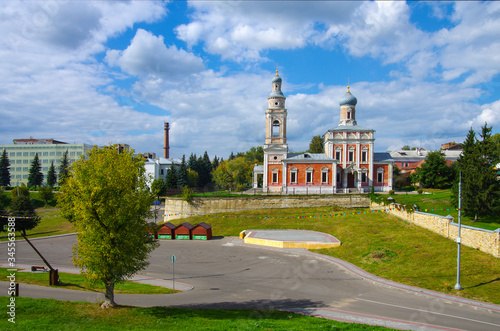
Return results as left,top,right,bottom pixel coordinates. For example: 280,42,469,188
455,171,462,291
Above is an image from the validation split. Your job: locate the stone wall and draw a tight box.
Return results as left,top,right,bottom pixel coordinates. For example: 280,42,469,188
164,195,370,221
372,202,500,258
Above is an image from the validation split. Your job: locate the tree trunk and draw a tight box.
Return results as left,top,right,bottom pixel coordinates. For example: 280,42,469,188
101,281,117,308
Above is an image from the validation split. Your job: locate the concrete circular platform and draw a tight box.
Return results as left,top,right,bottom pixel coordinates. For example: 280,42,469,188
241,229,341,249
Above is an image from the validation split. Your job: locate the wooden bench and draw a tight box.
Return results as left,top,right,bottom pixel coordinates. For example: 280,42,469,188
31,266,47,272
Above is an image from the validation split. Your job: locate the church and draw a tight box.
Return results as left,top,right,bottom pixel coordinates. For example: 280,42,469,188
253,71,393,194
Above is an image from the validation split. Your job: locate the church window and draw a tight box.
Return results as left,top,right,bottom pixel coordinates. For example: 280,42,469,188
335,151,341,161
361,172,367,183
306,167,313,183
290,167,297,183
347,111,351,119
361,151,367,162
348,151,354,162
272,173,278,183
321,167,329,184
377,168,384,183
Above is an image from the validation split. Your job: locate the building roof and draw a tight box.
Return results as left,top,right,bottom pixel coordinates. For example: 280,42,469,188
327,125,375,133
390,149,461,161
13,138,67,145
373,152,393,162
193,222,212,229
283,153,335,162
160,222,176,230
339,89,357,106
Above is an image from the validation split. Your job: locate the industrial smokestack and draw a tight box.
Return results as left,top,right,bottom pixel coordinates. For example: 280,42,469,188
164,122,170,158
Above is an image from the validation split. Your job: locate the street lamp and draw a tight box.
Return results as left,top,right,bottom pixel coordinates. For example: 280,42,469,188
455,171,462,291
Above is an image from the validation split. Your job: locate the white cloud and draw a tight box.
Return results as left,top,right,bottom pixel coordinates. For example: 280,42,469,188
176,0,361,61
106,29,205,81
468,100,500,130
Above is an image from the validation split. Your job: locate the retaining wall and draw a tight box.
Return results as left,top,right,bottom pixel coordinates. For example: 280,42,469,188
164,195,370,221
372,202,500,258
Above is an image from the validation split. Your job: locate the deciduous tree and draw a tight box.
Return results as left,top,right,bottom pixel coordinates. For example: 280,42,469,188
59,145,158,308
416,151,454,189
150,178,166,201
39,186,53,205
308,135,324,153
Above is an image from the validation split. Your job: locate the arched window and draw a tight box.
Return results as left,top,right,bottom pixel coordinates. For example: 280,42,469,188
272,120,280,137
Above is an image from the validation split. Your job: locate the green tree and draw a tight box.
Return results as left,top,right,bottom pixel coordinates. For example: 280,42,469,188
0,149,11,187
39,186,54,205
212,161,232,190
453,125,500,221
10,185,29,200
188,153,198,170
59,145,158,308
212,155,220,171
165,163,178,189
150,178,166,201
213,157,253,190
58,150,70,185
196,152,212,188
308,135,324,153
177,155,188,188
245,146,264,163
27,154,44,188
6,195,40,236
187,169,199,188
46,161,57,187
491,133,500,163
416,151,454,189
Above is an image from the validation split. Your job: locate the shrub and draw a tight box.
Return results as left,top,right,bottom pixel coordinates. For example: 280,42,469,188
182,186,193,203
10,186,30,200
417,188,423,194
388,190,395,195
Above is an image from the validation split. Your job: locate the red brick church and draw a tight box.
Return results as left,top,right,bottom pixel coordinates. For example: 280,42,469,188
253,71,393,193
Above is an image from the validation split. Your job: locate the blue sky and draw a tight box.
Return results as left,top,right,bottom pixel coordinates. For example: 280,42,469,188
1,1,500,159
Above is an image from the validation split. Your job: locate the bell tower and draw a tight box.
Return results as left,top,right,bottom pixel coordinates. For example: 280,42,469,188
263,69,288,192
265,69,287,146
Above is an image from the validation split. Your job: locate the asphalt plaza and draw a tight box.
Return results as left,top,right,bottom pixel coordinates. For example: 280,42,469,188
2,232,500,330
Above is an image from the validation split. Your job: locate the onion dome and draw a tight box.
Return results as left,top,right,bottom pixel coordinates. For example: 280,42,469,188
339,86,357,106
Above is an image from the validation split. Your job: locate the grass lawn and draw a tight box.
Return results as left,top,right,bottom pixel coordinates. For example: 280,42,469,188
0,209,73,242
0,268,176,295
174,205,500,305
379,189,500,231
0,297,393,330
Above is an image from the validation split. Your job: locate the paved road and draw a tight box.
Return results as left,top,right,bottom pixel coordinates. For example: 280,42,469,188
2,234,500,330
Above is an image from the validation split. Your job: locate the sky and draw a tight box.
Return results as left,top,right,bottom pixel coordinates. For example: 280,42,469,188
1,1,500,160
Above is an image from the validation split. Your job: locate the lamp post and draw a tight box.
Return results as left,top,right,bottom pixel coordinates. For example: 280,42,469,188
455,171,462,291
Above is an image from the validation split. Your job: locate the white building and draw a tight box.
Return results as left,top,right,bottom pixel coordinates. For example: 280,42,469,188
144,157,181,186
